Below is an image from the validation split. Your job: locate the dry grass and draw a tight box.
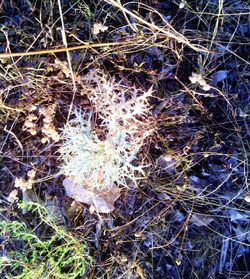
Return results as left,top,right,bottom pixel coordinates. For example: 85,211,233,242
0,0,249,278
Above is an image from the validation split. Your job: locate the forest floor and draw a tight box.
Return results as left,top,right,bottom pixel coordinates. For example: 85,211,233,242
0,1,249,278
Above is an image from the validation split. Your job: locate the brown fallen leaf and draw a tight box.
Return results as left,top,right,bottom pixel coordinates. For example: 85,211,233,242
63,177,120,214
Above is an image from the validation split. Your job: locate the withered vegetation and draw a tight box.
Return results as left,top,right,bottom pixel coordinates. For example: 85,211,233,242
0,1,249,278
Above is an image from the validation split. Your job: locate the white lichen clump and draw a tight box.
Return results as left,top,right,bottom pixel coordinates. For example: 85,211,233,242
59,69,153,191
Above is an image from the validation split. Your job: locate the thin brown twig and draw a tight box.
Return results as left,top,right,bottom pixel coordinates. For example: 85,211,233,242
0,40,142,59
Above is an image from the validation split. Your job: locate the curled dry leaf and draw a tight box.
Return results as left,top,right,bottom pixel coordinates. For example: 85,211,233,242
63,177,120,213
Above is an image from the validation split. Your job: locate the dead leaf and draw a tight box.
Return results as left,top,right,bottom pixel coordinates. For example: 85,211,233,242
228,209,249,222
212,70,228,84
190,213,214,227
63,177,120,213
